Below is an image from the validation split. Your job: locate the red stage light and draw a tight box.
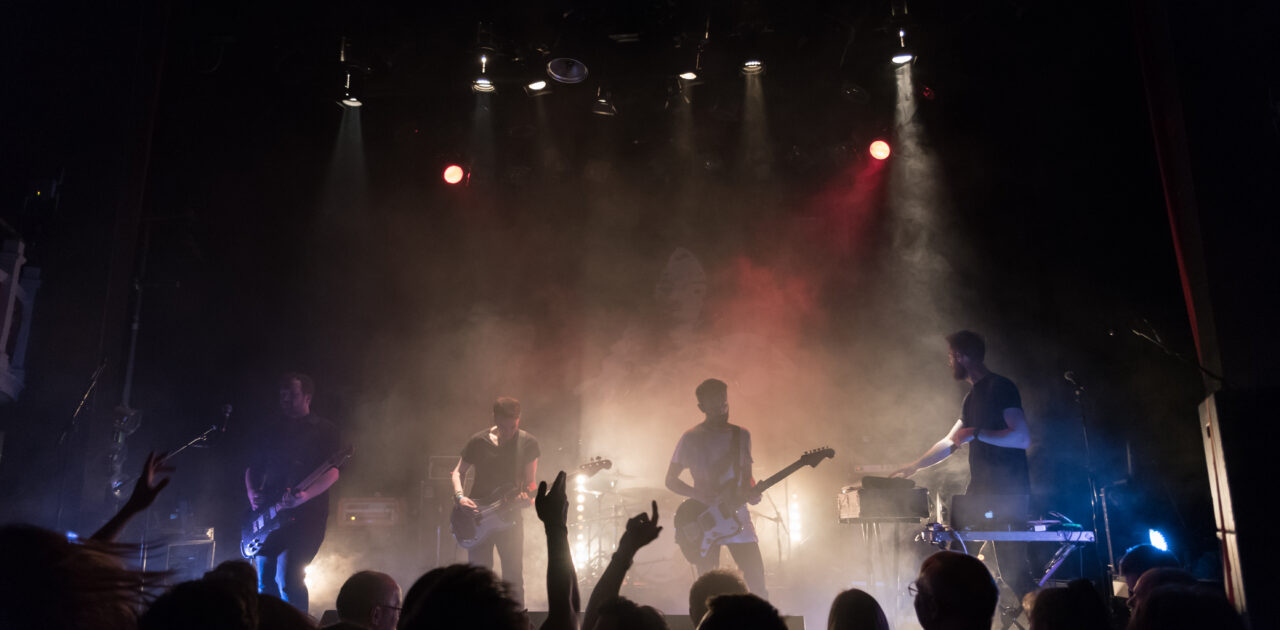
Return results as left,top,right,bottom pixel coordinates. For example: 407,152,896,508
869,140,891,160
443,165,465,184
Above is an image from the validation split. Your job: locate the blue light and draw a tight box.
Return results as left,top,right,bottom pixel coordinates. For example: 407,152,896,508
1148,529,1169,552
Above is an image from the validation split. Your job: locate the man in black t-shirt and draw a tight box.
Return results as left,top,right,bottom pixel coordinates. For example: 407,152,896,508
245,373,341,613
450,397,540,603
893,331,1034,600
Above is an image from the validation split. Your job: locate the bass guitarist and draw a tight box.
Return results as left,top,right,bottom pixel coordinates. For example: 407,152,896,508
451,396,540,604
244,372,341,612
665,378,767,598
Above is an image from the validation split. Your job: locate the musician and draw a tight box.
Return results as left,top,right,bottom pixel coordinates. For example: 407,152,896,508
892,331,1033,599
665,378,768,597
451,397,540,604
245,372,341,612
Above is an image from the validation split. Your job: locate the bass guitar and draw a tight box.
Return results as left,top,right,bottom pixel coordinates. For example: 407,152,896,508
674,447,835,562
451,457,612,549
240,445,354,558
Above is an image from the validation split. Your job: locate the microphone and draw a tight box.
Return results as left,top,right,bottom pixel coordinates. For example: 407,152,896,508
1064,371,1084,390
220,404,233,432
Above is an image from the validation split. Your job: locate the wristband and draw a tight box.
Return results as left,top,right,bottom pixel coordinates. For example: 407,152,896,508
454,491,464,503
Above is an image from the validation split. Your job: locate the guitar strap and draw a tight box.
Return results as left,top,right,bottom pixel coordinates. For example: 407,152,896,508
731,425,745,491
514,429,525,491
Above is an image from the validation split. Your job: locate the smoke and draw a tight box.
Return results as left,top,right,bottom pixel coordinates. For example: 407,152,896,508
281,56,997,628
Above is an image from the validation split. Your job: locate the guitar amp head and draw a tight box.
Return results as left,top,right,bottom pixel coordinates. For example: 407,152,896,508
338,497,404,527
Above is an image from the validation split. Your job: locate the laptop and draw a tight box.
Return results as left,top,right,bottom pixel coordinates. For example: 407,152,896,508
950,494,1030,530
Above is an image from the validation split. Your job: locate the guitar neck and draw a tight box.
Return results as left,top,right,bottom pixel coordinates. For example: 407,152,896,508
753,459,809,495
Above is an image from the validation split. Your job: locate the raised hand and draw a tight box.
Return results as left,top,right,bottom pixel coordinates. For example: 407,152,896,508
123,451,174,515
618,500,663,553
536,470,569,529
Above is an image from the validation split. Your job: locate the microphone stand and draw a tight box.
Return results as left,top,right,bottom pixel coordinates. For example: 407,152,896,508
54,360,108,532
134,424,218,574
1067,376,1112,583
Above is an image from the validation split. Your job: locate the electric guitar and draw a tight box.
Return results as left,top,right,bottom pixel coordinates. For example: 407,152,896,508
674,447,835,562
451,457,612,549
240,446,353,558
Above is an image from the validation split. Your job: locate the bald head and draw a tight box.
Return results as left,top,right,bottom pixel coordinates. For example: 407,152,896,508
336,571,401,630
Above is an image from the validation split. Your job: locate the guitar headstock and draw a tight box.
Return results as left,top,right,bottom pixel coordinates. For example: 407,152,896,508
801,447,835,468
577,456,613,478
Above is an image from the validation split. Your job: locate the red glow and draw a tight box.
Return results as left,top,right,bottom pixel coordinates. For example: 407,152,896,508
869,140,891,160
443,165,465,184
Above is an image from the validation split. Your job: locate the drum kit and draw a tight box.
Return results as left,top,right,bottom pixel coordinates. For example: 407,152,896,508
566,462,681,583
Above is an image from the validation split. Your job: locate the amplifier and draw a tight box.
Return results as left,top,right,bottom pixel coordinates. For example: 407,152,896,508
164,537,215,584
838,485,928,521
338,497,404,526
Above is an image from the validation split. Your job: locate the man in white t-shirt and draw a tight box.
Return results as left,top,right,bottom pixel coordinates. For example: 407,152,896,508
665,378,767,597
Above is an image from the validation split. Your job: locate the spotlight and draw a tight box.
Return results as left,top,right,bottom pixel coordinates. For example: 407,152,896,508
473,54,495,93
741,59,765,75
547,58,589,84
679,71,698,81
523,80,551,97
869,140,891,160
341,71,362,107
891,29,914,64
443,165,466,185
1148,529,1169,552
591,88,616,116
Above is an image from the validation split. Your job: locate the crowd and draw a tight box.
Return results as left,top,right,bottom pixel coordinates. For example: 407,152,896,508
0,455,1248,630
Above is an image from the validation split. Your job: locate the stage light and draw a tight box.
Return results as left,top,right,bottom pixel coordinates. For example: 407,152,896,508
341,71,362,107
1148,529,1169,552
522,80,551,97
869,140,891,160
892,29,914,64
575,473,587,486
547,58,589,84
591,88,616,116
443,165,465,184
741,59,765,75
472,55,495,93
679,71,698,80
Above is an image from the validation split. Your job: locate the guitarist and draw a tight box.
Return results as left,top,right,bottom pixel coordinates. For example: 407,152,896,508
450,397,540,604
244,372,341,612
665,378,768,598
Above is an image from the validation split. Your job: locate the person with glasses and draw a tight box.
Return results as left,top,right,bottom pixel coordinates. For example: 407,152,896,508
327,570,402,630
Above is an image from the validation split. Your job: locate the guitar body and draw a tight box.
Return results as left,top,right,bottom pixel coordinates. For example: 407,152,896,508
449,457,613,550
673,447,836,565
240,505,297,558
674,497,748,562
451,486,521,550
240,446,353,559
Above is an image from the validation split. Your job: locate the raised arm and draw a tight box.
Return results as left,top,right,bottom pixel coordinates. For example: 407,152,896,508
535,471,577,630
92,451,173,542
582,501,663,630
892,419,966,479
